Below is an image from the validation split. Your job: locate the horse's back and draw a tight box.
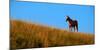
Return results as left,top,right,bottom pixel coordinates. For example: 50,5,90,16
73,20,78,25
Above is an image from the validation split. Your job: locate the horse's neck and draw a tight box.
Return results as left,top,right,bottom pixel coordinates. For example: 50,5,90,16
68,19,73,24
69,18,72,21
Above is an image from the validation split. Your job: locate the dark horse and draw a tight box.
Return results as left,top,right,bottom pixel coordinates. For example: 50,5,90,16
66,16,78,32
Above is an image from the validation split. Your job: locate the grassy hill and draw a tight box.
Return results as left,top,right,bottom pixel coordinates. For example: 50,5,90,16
10,20,94,49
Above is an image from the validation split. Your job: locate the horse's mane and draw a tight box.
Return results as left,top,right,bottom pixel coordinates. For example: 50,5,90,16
68,17,72,21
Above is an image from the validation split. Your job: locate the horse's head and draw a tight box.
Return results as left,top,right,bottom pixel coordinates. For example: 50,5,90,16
66,16,70,21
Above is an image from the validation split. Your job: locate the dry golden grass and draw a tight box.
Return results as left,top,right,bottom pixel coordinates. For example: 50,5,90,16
10,20,94,50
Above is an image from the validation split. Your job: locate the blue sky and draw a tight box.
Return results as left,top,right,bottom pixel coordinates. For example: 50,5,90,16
10,0,95,34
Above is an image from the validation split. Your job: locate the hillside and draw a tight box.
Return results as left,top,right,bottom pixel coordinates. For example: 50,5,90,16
10,20,94,49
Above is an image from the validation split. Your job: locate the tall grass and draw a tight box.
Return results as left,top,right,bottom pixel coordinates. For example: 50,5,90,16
10,20,94,49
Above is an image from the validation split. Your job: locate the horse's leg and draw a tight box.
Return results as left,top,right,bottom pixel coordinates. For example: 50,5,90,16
69,26,71,31
69,26,70,31
76,25,78,32
77,26,78,32
74,27,75,32
74,21,78,32
70,27,72,31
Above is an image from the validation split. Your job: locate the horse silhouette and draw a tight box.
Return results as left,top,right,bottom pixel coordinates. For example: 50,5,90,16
66,16,78,32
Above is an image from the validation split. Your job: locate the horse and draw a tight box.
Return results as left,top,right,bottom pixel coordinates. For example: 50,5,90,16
66,16,78,32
